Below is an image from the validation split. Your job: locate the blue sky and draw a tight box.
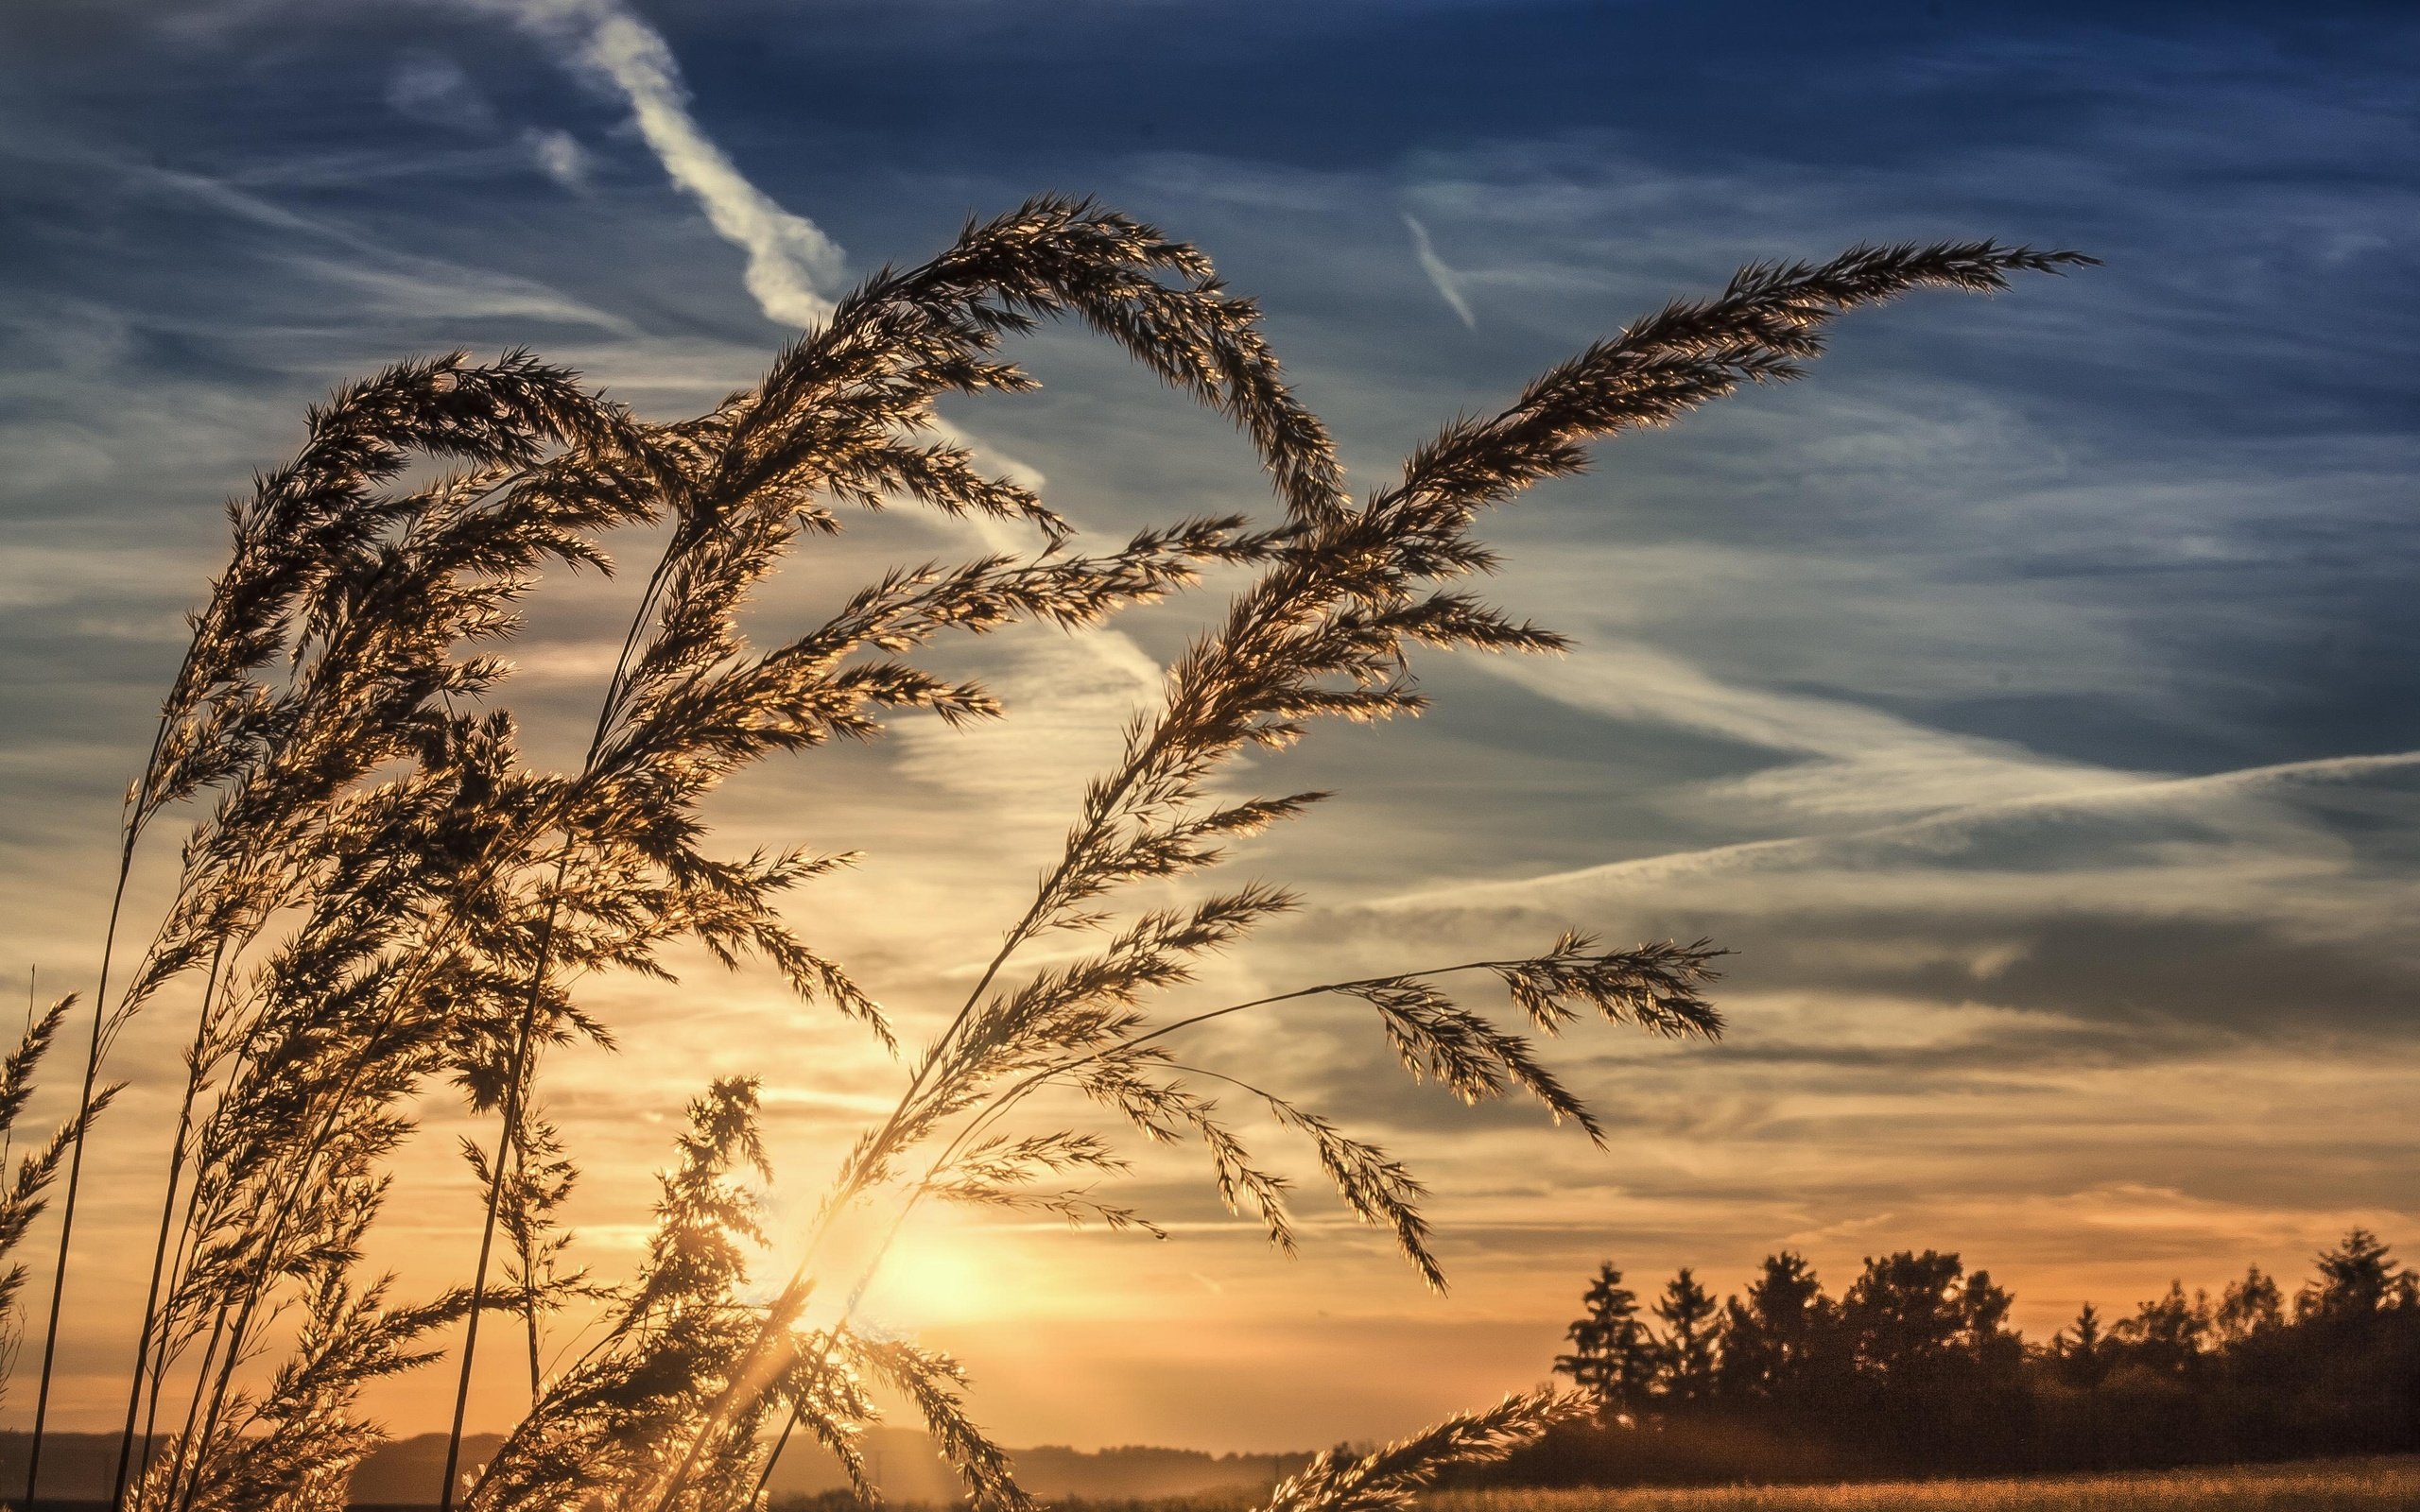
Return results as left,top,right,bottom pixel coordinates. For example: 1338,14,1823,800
3,0,2417,1454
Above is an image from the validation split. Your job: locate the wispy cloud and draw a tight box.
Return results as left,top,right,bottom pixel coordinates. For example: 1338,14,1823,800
1481,640,2124,825
0,143,642,339
488,0,845,326
385,53,498,131
1400,212,1476,328
889,423,1171,845
524,126,592,190
1374,747,2420,918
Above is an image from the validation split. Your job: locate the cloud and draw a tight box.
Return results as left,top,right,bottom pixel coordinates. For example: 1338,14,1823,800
524,126,591,190
1479,640,2126,826
385,53,497,131
483,0,845,327
1377,748,2420,917
43,147,642,335
1400,212,1476,328
885,421,1173,847
280,249,632,331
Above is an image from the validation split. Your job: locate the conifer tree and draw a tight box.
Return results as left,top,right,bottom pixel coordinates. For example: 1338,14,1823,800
1555,1263,1659,1418
1717,1251,1831,1405
2053,1301,2109,1391
1651,1268,1719,1405
2112,1281,2212,1377
2303,1228,2404,1319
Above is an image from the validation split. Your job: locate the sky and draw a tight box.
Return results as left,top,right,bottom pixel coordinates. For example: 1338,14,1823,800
2,0,2418,1461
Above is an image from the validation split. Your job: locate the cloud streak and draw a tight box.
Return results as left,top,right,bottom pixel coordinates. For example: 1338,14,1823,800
1481,640,2126,824
1375,747,2420,915
493,0,845,326
1401,212,1476,328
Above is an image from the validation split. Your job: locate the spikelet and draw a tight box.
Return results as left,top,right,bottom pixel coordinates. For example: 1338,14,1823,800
1259,1390,1597,1512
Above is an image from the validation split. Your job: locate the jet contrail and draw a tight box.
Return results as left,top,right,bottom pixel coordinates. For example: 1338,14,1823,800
1374,747,2420,911
1402,212,1476,329
489,0,844,326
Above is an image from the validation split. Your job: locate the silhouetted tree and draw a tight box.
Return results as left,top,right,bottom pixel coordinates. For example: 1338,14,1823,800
1497,1228,2417,1491
1836,1252,2023,1469
1554,1263,1659,1418
1651,1268,1720,1406
2213,1265,2282,1345
1715,1251,1833,1407
2048,1300,2112,1469
2301,1227,2403,1320
2051,1301,2109,1391
1841,1251,2015,1384
2112,1281,2212,1379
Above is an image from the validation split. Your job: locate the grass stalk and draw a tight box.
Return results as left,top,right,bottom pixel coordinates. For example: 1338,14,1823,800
438,524,693,1510
437,895,562,1512
24,836,138,1511
109,941,226,1511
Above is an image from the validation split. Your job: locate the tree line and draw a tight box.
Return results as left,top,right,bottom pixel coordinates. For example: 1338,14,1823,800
1475,1228,2418,1485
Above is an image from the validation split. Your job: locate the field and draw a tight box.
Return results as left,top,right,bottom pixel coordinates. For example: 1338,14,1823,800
1409,1459,2420,1512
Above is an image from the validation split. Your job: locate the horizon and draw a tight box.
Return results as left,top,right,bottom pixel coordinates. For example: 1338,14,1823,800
2,0,2416,1465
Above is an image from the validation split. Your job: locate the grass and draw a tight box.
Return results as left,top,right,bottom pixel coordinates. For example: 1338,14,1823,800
7,198,2096,1512
1413,1457,2420,1511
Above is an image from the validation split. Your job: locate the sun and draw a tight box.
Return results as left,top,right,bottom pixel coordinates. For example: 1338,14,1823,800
853,1216,1012,1330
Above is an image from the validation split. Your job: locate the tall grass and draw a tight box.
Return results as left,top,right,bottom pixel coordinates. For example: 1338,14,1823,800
11,198,2088,1512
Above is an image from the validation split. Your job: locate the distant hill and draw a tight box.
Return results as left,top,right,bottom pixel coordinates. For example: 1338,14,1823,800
757,1429,1310,1504
0,1428,1309,1506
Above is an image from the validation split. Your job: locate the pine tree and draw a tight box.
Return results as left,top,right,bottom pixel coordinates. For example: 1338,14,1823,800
1651,1267,1719,1405
2303,1228,2403,1320
2053,1301,2108,1391
1715,1251,1832,1406
1554,1263,1659,1418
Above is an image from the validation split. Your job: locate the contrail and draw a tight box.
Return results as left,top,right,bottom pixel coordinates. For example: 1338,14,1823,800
1402,212,1476,329
488,0,844,326
1374,747,2420,911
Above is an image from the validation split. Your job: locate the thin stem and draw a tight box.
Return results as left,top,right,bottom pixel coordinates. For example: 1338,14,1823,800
141,935,282,1479
24,832,139,1512
110,941,226,1511
512,1127,543,1401
443,519,689,1512
436,889,562,1512
30,692,180,1510
749,1409,800,1503
159,1298,228,1512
